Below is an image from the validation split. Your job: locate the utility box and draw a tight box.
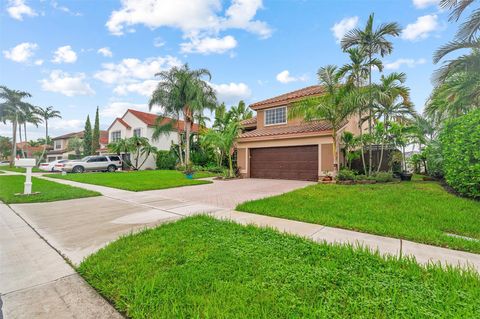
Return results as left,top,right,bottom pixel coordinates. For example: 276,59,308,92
15,158,36,168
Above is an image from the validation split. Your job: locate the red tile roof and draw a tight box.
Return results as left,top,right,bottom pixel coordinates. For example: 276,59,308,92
99,131,108,145
127,109,199,132
52,130,108,142
237,120,337,140
250,85,325,110
240,116,257,128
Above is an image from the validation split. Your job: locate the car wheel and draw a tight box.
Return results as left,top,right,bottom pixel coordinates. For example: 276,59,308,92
107,165,116,172
73,166,84,173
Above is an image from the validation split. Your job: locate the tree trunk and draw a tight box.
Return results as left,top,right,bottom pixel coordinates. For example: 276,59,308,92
24,123,28,158
10,118,17,167
368,51,373,176
228,153,233,178
37,120,47,165
376,115,387,173
185,119,191,164
332,129,338,173
18,123,25,158
177,130,184,166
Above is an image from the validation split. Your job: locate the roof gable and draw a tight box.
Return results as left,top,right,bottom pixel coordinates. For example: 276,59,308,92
250,85,325,110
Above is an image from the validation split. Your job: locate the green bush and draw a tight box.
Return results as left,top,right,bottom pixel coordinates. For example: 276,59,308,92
439,109,480,198
156,151,177,170
371,172,394,183
336,168,356,181
424,140,444,178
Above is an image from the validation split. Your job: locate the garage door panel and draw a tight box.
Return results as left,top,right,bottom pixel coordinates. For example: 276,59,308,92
250,145,318,181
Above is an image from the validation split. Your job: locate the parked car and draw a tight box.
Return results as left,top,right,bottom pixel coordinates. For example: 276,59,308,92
39,159,70,172
61,155,122,173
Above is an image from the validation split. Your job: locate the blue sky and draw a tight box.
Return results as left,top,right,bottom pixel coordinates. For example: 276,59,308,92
0,0,459,138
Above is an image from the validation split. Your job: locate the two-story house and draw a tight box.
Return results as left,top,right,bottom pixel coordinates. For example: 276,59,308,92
46,131,108,162
236,85,362,181
105,109,199,169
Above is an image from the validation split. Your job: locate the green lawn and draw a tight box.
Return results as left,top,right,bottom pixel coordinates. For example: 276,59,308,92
0,175,100,204
78,216,480,318
0,166,42,173
45,170,213,191
237,181,480,253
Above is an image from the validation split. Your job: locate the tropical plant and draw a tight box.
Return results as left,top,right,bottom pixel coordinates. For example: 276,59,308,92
108,136,158,170
35,106,61,163
83,115,93,156
341,13,401,175
203,120,242,178
21,106,42,158
340,131,360,169
289,65,357,171
229,100,253,122
67,137,83,157
149,64,217,165
0,86,34,165
0,136,12,159
92,106,100,152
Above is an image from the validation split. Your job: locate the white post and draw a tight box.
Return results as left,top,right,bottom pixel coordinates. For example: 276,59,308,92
24,166,32,194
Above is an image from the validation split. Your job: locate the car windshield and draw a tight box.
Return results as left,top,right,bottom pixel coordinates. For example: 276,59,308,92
81,156,91,161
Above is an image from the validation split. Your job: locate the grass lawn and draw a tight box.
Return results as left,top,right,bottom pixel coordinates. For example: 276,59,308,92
78,216,480,318
237,181,480,253
0,175,100,204
0,166,42,173
45,170,213,191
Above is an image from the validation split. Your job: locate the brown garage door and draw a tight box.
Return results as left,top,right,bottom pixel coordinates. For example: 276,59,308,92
250,145,318,181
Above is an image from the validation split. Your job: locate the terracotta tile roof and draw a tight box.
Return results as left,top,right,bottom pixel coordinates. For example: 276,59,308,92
240,116,257,127
127,109,199,132
250,85,325,110
52,130,108,142
238,120,336,140
99,131,108,145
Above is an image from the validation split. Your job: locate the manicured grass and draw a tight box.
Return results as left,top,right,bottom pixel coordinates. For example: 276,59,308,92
78,216,480,318
45,170,212,191
0,166,42,173
237,181,480,253
0,175,100,204
192,171,218,179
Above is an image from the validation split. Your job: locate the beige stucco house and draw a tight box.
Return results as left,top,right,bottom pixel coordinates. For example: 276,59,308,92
47,131,108,162
105,109,198,169
236,85,362,181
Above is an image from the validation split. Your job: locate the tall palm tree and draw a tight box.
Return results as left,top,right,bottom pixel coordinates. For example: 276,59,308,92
372,72,413,172
149,64,217,165
229,100,253,121
341,13,401,175
338,47,383,173
22,107,42,158
289,65,357,172
0,86,33,166
440,0,479,42
35,106,61,163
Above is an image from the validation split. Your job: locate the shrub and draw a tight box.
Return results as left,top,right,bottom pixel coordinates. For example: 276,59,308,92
424,140,443,178
156,150,177,170
439,109,480,198
371,172,394,183
354,174,368,181
336,168,356,181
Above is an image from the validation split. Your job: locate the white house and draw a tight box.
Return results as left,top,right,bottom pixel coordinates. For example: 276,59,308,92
105,109,199,169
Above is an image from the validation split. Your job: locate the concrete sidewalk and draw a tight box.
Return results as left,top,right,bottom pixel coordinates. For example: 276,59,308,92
0,204,122,319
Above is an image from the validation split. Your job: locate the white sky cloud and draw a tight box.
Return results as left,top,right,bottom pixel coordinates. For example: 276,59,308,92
209,82,251,105
34,59,44,66
97,47,113,57
180,35,237,54
52,45,78,63
3,42,38,63
49,118,84,131
106,0,270,55
331,16,359,43
7,0,37,20
51,0,82,16
101,101,149,118
401,14,439,41
412,0,439,9
40,70,95,96
276,70,308,84
384,58,427,70
113,80,158,97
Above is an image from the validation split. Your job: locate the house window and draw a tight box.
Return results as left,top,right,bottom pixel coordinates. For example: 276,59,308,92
133,128,142,137
54,140,62,150
265,106,287,125
111,131,121,142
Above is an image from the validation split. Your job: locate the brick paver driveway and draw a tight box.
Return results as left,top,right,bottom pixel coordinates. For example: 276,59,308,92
126,178,314,209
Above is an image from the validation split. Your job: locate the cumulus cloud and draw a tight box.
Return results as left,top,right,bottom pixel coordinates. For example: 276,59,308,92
94,56,181,96
412,0,439,9
34,59,44,65
3,42,38,63
97,47,113,57
7,0,37,20
40,70,95,96
100,101,151,118
180,35,237,54
51,0,82,16
49,118,84,131
52,45,78,63
209,82,251,105
276,70,308,84
384,58,427,70
401,14,439,41
106,0,271,54
331,16,359,43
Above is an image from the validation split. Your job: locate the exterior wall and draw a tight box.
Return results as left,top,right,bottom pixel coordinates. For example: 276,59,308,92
236,135,334,180
256,105,304,130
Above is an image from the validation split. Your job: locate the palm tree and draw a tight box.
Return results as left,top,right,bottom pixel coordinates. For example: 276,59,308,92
289,65,357,172
229,100,253,121
372,72,413,172
440,0,479,42
0,86,33,166
35,106,61,163
341,13,401,175
22,107,42,158
149,64,217,165
338,47,383,173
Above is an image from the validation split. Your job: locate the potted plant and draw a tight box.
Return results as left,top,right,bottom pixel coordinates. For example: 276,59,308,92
400,171,412,181
184,164,195,179
321,171,333,182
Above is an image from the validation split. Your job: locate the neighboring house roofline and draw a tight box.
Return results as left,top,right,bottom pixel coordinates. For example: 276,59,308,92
108,117,132,131
249,85,325,110
113,108,200,132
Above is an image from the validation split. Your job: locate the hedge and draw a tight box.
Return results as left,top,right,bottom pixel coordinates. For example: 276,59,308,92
156,150,177,170
439,109,480,198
